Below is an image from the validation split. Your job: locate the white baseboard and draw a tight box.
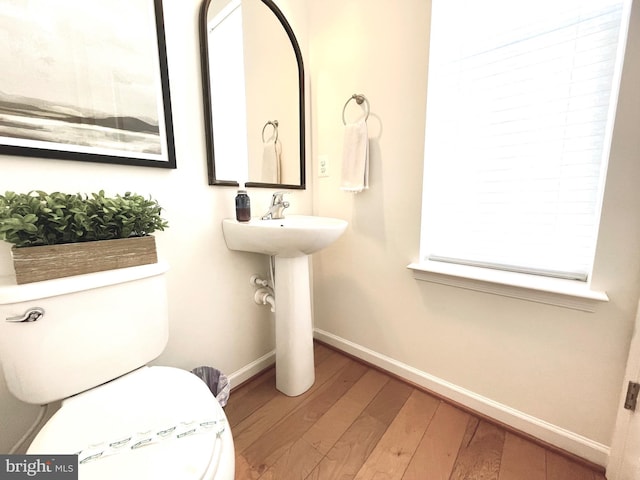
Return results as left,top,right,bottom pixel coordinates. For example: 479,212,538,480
228,350,275,390
314,328,609,466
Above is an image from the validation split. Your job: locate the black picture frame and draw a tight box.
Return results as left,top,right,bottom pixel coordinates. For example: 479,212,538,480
0,0,176,169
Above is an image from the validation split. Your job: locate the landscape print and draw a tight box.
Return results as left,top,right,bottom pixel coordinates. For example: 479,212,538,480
0,90,161,156
0,0,174,165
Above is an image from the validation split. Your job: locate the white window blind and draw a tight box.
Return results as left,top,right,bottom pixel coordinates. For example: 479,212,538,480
421,0,630,281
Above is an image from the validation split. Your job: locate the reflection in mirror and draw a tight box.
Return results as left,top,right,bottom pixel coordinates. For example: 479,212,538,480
200,0,305,189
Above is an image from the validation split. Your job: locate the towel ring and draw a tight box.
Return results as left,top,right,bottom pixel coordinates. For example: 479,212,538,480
342,94,370,125
262,120,279,143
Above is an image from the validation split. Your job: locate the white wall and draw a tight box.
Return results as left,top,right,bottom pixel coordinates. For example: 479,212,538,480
308,0,640,463
0,0,310,453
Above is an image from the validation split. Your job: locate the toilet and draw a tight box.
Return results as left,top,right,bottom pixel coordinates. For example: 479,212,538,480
0,262,234,479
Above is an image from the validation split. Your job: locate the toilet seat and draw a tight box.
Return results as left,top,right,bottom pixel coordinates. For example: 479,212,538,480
27,366,234,480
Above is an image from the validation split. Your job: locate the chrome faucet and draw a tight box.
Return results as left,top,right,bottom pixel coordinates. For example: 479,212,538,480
261,192,290,220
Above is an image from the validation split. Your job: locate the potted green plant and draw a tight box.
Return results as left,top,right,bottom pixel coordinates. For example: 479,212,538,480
0,190,168,284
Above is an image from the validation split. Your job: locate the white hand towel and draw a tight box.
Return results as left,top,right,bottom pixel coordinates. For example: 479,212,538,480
262,139,281,183
340,119,369,193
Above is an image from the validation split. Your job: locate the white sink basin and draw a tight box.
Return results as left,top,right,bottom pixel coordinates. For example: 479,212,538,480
222,215,348,258
222,214,348,396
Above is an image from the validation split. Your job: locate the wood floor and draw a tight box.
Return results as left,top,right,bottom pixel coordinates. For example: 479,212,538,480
225,343,606,480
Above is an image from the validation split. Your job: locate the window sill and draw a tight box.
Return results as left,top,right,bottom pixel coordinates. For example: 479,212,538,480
407,261,608,312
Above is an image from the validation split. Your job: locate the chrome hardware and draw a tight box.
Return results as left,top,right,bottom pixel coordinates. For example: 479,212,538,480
262,120,279,143
6,307,45,323
342,93,370,125
261,191,290,220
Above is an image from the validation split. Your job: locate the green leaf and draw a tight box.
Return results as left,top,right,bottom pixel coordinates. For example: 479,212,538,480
0,191,167,247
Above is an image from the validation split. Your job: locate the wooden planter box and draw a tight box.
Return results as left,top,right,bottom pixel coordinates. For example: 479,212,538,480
11,236,157,285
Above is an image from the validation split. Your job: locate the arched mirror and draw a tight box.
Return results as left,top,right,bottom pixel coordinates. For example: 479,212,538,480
200,0,305,189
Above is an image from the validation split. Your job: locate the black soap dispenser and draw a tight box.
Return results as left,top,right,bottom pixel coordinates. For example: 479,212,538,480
235,189,251,222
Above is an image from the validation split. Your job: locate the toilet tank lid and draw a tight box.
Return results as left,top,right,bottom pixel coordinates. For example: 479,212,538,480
0,261,168,304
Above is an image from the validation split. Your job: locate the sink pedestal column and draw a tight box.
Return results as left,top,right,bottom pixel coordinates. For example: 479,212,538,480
274,255,315,396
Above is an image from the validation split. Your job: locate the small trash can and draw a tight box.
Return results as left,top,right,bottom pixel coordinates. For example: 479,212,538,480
191,366,230,407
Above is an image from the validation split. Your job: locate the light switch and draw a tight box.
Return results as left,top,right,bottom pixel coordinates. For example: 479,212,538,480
318,154,329,177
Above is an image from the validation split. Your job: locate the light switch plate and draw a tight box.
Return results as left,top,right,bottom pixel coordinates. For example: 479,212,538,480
318,154,329,177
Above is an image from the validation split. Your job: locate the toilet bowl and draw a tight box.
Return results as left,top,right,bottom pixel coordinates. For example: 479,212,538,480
28,366,235,479
0,262,235,479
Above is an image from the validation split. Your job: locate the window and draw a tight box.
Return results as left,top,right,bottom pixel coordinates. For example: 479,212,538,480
418,0,631,287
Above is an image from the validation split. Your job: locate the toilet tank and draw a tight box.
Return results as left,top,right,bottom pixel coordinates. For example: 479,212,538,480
0,262,169,405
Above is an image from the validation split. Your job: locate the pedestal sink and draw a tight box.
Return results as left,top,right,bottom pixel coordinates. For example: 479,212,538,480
222,215,348,396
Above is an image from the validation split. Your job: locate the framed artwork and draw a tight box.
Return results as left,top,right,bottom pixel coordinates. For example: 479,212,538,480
0,0,176,168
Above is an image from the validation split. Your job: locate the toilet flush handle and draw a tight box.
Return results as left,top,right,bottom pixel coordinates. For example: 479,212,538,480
6,307,44,323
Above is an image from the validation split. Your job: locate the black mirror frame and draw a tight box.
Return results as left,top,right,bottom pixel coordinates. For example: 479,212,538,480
199,0,306,189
